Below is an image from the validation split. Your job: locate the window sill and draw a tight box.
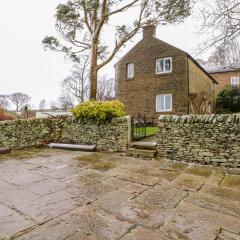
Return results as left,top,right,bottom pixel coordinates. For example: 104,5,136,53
156,71,173,75
156,110,172,113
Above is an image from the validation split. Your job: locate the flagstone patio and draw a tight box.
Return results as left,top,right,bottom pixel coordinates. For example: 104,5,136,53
0,149,240,240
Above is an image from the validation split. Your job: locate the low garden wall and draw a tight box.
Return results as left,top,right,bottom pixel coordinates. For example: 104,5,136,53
157,114,240,168
0,116,131,152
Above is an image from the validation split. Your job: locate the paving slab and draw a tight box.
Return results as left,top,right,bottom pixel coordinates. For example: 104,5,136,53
58,206,134,240
93,190,135,214
0,204,35,238
157,159,188,172
116,202,174,229
14,189,89,223
220,174,240,189
184,165,213,177
0,179,16,194
65,232,103,240
118,171,160,186
103,177,148,194
175,201,240,235
185,192,240,217
0,171,46,186
65,183,115,202
0,188,39,209
206,171,225,185
64,169,110,188
136,168,180,181
217,230,240,240
171,173,207,191
200,184,240,202
160,214,219,240
23,178,67,196
135,185,187,210
16,218,77,240
120,226,164,240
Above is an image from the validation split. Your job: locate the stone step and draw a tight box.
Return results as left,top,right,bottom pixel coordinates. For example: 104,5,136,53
126,148,157,158
130,141,157,150
48,143,96,152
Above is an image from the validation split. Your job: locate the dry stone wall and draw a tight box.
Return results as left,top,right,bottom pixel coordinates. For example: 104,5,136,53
0,116,131,152
157,114,240,168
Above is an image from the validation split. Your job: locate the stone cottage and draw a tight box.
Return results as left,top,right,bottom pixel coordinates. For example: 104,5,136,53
115,25,218,120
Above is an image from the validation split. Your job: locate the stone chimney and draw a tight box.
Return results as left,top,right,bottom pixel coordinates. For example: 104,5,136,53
143,25,156,39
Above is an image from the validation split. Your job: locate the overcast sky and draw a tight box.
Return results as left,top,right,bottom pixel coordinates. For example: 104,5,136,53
0,1,209,109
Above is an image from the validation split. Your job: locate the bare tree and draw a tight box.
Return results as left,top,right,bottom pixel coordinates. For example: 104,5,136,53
43,0,192,99
58,94,75,110
61,55,90,104
0,95,9,109
198,0,240,53
50,101,59,110
9,93,31,111
189,91,212,114
97,75,115,100
208,40,240,68
39,99,46,110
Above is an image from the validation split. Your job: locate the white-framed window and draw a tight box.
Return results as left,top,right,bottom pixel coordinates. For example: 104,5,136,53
156,57,172,74
127,63,134,79
156,94,172,112
231,77,239,87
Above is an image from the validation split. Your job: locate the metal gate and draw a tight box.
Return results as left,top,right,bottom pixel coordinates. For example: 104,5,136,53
132,113,147,141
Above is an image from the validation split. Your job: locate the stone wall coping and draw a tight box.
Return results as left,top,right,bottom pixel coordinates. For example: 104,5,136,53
159,114,240,124
0,116,131,125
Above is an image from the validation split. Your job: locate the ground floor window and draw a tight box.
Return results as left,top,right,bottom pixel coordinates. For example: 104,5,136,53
156,94,172,112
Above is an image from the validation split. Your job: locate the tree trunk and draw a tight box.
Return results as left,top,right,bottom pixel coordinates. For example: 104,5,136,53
89,41,98,100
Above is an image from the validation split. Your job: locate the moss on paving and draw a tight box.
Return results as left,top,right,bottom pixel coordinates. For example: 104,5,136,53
93,162,116,171
221,175,240,188
135,168,149,176
185,166,212,177
0,148,51,161
74,153,116,171
73,153,105,164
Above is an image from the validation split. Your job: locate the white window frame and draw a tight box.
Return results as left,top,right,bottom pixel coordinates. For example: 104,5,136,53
156,57,172,74
156,94,172,112
231,77,239,87
127,63,134,79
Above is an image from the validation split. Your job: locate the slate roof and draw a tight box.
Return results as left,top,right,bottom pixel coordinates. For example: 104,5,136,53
199,64,240,74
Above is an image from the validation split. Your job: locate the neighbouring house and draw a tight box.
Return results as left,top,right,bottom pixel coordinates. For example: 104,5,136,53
115,25,217,120
11,109,72,119
203,65,240,93
35,110,72,119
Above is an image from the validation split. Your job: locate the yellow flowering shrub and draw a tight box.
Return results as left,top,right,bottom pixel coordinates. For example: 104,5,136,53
71,100,125,122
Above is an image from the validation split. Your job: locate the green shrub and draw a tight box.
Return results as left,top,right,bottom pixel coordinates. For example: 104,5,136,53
216,86,240,113
71,100,125,122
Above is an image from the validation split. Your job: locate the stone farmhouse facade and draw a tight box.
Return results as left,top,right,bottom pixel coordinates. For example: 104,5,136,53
115,25,217,120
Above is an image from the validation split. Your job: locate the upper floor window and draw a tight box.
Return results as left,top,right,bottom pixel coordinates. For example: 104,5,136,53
231,77,239,87
127,63,134,79
156,94,172,112
156,57,172,74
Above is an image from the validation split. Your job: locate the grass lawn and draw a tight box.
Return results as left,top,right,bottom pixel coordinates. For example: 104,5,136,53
134,127,158,138
146,127,158,135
